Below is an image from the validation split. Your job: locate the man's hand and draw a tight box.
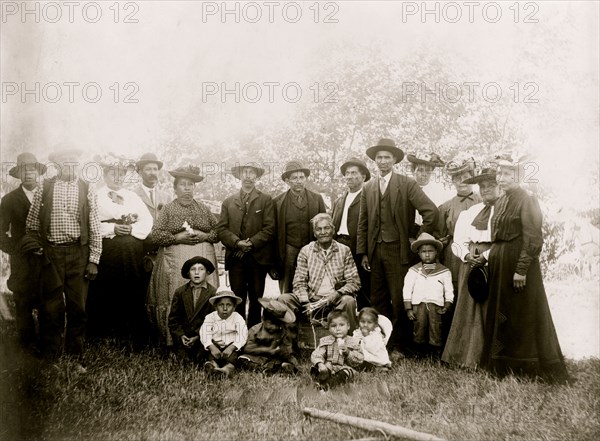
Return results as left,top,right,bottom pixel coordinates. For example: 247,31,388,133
439,235,451,247
236,239,253,253
437,302,452,315
114,224,132,236
361,255,371,272
317,363,328,374
208,344,222,359
181,335,191,347
326,291,340,306
406,309,416,321
222,344,236,358
85,263,98,281
513,273,526,292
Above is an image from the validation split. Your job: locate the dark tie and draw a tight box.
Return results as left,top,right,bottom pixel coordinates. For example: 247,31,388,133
149,189,154,207
458,192,474,202
471,204,493,231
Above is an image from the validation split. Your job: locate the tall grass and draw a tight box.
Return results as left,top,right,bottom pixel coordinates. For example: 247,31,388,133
1,333,599,441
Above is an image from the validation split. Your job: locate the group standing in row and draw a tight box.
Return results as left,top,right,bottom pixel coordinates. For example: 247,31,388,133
0,138,569,383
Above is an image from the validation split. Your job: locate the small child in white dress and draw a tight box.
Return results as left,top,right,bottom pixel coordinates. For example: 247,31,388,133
352,307,392,370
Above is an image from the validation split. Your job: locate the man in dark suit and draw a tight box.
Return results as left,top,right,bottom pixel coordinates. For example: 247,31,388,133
273,160,326,294
357,139,439,357
331,157,371,310
0,153,46,352
217,162,276,327
168,256,217,363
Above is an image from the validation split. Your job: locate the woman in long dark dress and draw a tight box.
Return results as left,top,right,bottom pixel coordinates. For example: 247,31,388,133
482,156,569,383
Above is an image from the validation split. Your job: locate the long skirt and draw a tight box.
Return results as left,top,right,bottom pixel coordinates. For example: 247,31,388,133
442,242,490,368
482,238,568,382
87,235,146,343
146,242,219,346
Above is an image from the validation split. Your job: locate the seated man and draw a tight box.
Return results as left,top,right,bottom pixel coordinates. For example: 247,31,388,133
279,213,359,333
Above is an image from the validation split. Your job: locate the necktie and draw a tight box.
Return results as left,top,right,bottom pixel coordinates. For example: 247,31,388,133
380,177,387,194
149,189,154,207
471,204,493,231
192,287,201,309
458,192,474,202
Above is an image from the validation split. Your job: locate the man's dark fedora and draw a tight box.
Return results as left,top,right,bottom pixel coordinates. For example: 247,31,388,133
468,266,489,303
136,152,164,171
281,160,310,181
181,256,215,278
463,167,497,185
340,157,371,182
365,138,404,163
230,162,265,180
9,152,47,179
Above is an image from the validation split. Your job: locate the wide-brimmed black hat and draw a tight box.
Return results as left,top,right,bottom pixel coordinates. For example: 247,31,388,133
366,138,404,163
136,152,164,171
340,157,371,182
230,162,265,180
169,165,204,183
407,152,445,168
281,160,310,181
258,298,296,324
468,266,489,303
463,167,497,185
209,291,243,306
410,232,443,254
181,256,215,278
8,152,47,178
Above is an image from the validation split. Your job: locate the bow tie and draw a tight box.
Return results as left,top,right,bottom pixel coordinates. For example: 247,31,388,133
458,192,474,202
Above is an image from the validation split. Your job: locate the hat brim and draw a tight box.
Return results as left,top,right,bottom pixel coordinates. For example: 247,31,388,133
468,266,489,303
136,159,164,171
258,298,296,324
407,154,445,167
281,168,310,181
411,238,443,254
445,163,475,176
8,163,47,179
463,173,497,185
365,145,404,163
209,293,243,306
169,171,204,183
181,256,215,278
231,165,265,180
340,161,371,182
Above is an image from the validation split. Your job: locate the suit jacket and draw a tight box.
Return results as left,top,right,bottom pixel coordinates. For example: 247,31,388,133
133,185,172,222
273,189,326,266
168,282,217,341
217,189,276,269
0,185,31,256
331,189,362,255
357,172,438,265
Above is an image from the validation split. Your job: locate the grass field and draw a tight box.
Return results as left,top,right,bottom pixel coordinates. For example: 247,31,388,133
1,275,599,441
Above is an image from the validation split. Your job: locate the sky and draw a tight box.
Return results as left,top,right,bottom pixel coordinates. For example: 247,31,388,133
1,1,598,211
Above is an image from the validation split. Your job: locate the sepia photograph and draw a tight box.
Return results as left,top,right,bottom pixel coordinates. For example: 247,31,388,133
1,1,598,440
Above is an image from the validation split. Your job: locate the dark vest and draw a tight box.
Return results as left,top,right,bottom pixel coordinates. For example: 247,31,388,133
285,194,309,249
377,187,400,243
40,179,90,245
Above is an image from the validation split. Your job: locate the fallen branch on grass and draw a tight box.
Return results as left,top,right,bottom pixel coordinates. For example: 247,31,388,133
302,407,446,441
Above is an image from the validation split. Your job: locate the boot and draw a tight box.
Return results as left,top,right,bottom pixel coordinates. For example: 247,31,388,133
204,360,218,375
219,363,235,378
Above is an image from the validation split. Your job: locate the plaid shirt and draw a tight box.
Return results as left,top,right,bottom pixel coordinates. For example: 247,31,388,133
292,240,360,302
26,179,102,264
310,335,364,370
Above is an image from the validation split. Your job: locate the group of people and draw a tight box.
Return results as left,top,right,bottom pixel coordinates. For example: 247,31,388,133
0,138,569,384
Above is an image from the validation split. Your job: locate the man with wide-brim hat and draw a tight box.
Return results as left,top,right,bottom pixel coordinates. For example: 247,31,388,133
357,138,438,359
273,159,325,294
217,161,275,327
441,166,501,368
133,152,171,222
168,256,218,363
332,157,371,309
24,143,102,369
1,152,48,354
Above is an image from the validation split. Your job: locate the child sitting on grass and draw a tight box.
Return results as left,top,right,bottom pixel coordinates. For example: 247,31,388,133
238,298,298,374
352,307,392,370
168,256,217,364
310,310,364,389
403,232,454,358
199,291,248,377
